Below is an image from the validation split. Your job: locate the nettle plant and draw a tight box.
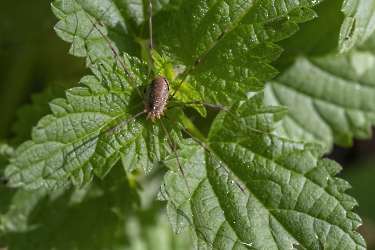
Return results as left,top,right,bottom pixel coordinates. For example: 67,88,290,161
1,0,372,249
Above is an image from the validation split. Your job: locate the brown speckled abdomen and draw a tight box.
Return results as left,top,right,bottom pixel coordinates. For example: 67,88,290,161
145,76,170,121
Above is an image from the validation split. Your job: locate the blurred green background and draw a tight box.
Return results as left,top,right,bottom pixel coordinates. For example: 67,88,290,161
0,0,374,249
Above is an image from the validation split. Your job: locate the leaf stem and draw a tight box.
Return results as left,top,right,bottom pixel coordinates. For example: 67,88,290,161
182,116,207,143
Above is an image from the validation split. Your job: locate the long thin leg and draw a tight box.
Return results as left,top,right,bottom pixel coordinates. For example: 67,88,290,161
44,136,99,179
159,118,213,246
45,110,146,179
144,0,153,94
164,115,285,249
76,1,144,102
169,2,255,101
170,101,272,134
105,111,146,136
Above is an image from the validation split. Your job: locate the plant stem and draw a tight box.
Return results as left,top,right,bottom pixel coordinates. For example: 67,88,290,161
183,116,207,143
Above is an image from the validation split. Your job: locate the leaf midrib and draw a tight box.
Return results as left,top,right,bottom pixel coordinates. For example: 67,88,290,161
10,98,145,177
207,140,350,233
185,1,251,70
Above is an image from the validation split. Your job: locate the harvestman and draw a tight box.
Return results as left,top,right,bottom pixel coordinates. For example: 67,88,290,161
77,0,288,249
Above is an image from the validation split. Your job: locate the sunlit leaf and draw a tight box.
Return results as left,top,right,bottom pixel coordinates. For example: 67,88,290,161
338,0,375,55
5,54,184,190
2,0,367,249
161,0,320,105
160,93,365,250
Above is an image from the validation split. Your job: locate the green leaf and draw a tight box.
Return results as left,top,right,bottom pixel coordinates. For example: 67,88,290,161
6,0,322,192
160,93,365,250
265,43,375,149
271,0,344,72
54,0,321,107
161,0,320,105
0,163,140,250
51,0,182,63
0,142,14,161
264,0,375,150
137,0,184,43
5,54,184,190
52,0,142,59
338,0,375,55
153,50,207,117
3,0,368,249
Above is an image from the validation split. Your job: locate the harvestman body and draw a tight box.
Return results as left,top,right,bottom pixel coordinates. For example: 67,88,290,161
144,76,170,121
78,1,288,249
104,75,171,136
